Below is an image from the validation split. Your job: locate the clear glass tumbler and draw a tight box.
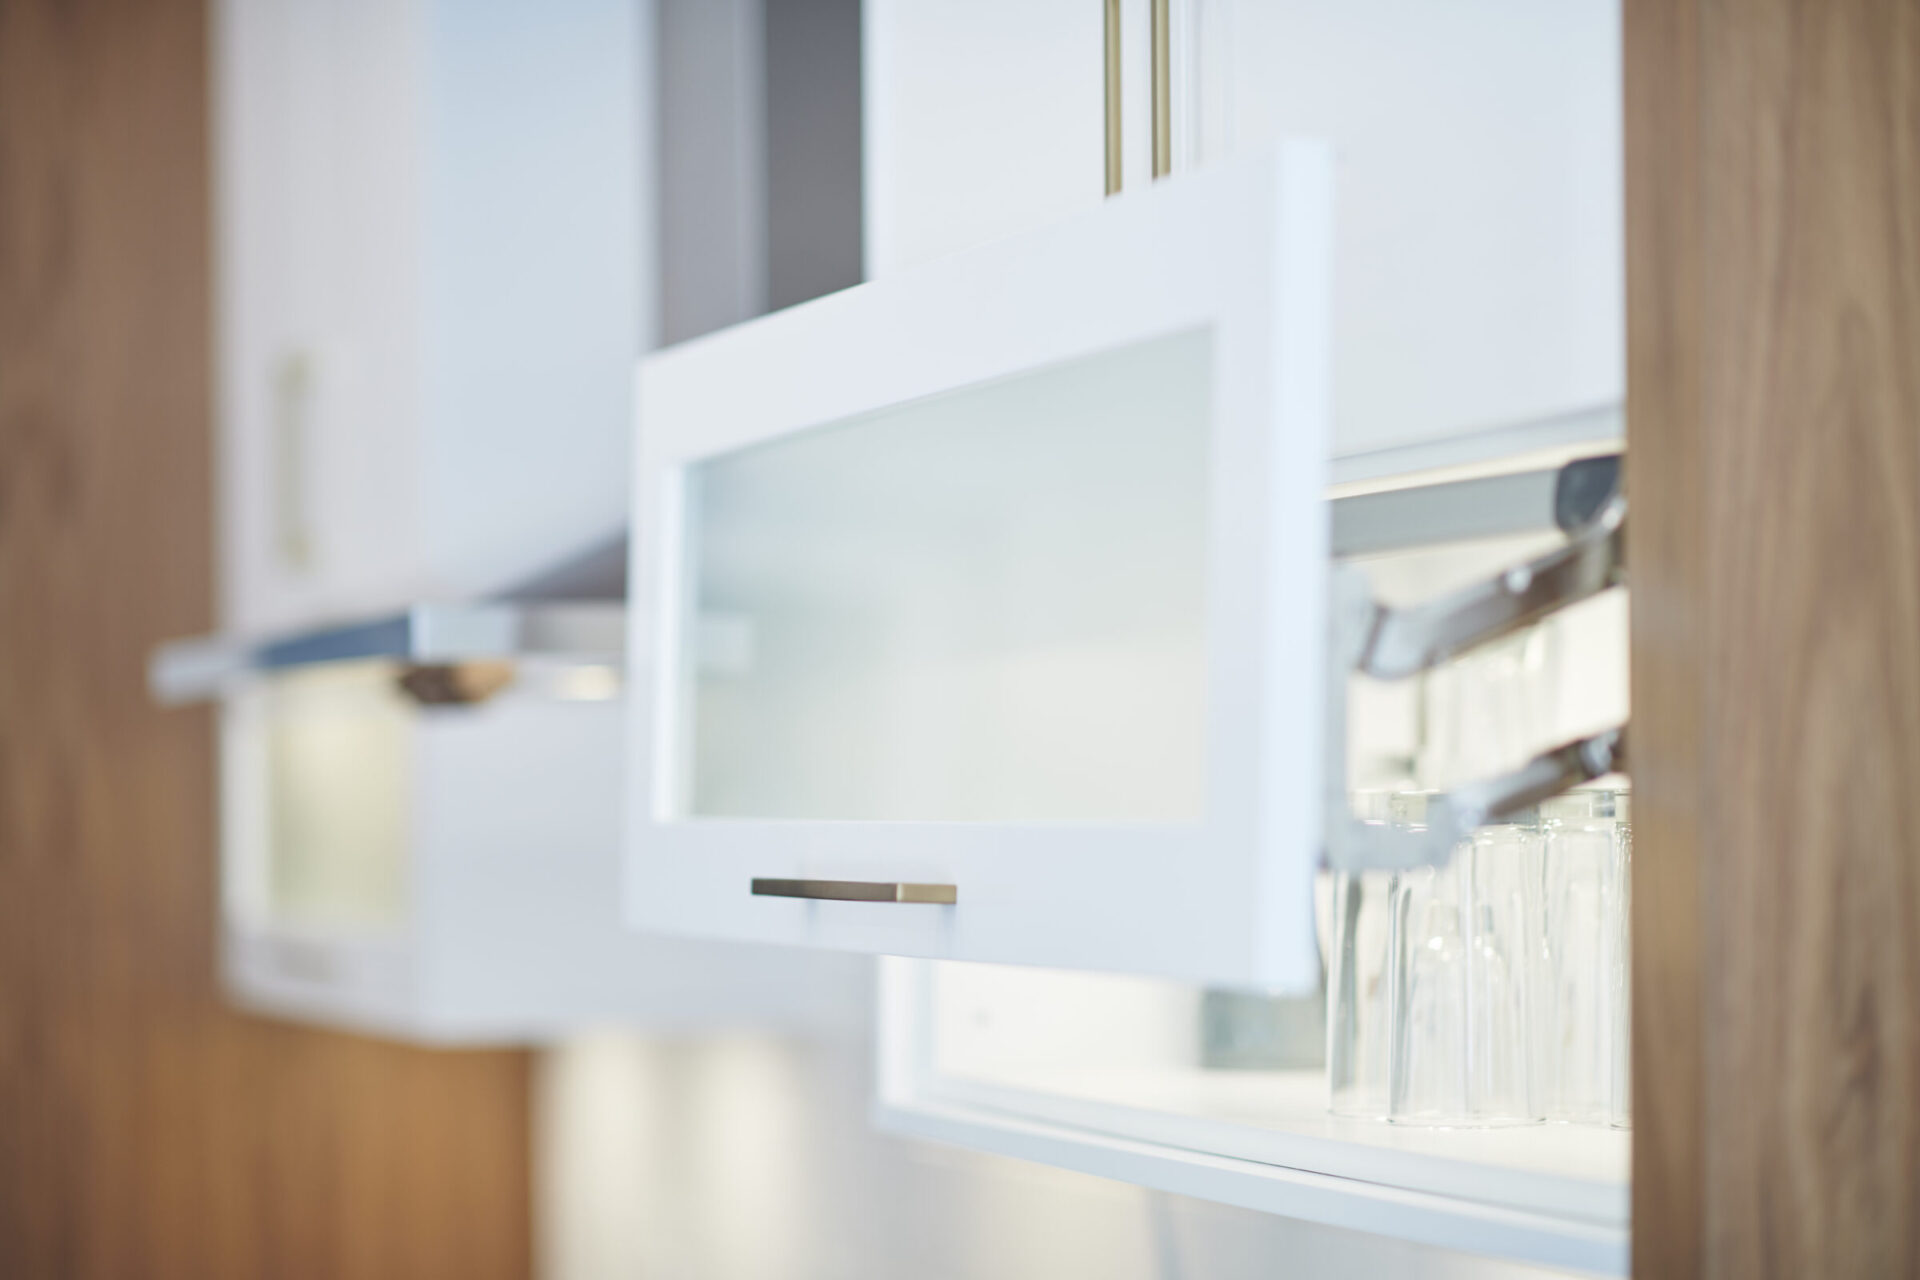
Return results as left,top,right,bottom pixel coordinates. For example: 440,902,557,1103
1385,795,1545,1126
1538,789,1632,1127
1323,795,1397,1117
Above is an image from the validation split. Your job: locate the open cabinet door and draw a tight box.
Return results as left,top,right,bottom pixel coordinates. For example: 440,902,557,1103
1627,0,1920,1274
627,148,1335,988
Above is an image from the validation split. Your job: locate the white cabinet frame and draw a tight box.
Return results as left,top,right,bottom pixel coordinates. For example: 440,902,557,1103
628,147,1334,987
874,959,1630,1276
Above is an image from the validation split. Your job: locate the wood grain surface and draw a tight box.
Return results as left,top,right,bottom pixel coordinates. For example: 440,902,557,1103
0,2,533,1276
1628,0,1920,1274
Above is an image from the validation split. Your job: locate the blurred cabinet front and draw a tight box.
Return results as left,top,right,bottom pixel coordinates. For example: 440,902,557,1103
194,0,878,1046
158,605,864,1045
214,0,645,633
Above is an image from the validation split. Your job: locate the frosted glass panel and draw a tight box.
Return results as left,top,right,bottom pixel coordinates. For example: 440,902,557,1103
681,329,1213,821
264,664,410,927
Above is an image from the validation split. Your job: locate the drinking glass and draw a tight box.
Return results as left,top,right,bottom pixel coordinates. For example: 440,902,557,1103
1385,794,1545,1126
1323,795,1397,1117
1538,789,1631,1127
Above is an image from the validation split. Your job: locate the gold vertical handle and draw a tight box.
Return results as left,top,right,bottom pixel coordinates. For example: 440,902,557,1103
271,349,315,575
1104,0,1123,195
1151,0,1171,179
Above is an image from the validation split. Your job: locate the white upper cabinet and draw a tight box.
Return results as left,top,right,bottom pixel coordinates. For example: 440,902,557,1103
623,1,1623,986
628,150,1336,987
150,594,867,1045
865,0,1622,457
214,0,646,633
863,0,1107,281
205,622,864,1044
181,0,878,1044
1224,0,1622,457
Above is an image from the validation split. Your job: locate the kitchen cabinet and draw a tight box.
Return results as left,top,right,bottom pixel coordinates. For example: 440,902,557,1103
616,3,1637,1271
180,0,872,1043
867,484,1632,1272
628,149,1349,986
875,959,1628,1275
851,2,1920,1271
625,146,1625,987
154,598,864,1044
865,0,1621,459
214,0,645,633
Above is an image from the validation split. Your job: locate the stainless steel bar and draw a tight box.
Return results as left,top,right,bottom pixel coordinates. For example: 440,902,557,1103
1323,725,1630,872
1438,726,1628,831
257,614,426,670
1331,467,1563,558
751,878,957,905
149,602,626,706
1354,496,1625,680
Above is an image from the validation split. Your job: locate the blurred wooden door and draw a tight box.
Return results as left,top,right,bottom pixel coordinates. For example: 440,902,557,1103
0,1,533,1276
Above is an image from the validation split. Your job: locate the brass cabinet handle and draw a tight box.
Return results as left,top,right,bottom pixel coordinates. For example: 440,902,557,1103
1151,0,1171,179
751,878,957,905
271,349,316,575
1108,0,1173,192
1104,0,1123,194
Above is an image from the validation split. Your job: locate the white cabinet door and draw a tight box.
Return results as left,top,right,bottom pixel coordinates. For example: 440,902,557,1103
863,0,1107,280
864,0,1622,457
628,150,1335,988
214,0,645,635
216,0,421,633
1221,0,1623,458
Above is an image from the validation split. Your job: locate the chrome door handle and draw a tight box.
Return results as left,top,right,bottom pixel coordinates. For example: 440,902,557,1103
751,878,956,905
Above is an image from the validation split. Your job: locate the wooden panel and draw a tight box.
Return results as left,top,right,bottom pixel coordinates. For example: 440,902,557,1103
1628,0,1920,1274
1624,0,1704,1273
0,2,533,1277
